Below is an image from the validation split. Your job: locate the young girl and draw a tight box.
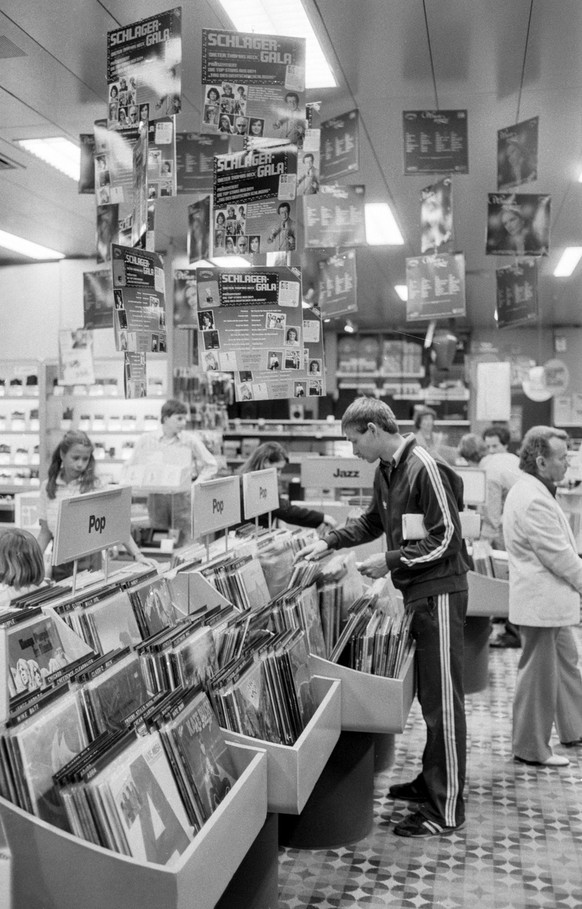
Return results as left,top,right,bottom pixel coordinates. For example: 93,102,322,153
38,430,152,581
0,528,46,610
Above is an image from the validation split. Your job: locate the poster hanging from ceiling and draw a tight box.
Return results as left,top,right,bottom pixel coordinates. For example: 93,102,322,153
175,132,230,193
403,110,469,174
173,269,197,329
320,109,359,181
146,117,177,199
107,7,182,130
420,177,453,254
83,270,114,329
213,143,297,262
188,197,211,263
318,250,358,319
111,244,166,353
496,260,538,328
303,184,366,248
486,193,550,256
79,134,96,194
405,252,466,322
497,116,539,191
58,330,95,386
124,352,148,398
195,266,325,401
200,29,306,144
94,122,140,208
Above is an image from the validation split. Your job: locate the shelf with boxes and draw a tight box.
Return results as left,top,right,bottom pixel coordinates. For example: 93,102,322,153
0,361,47,521
222,419,349,470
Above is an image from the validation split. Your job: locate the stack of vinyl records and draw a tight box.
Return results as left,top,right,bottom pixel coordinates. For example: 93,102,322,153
137,611,220,694
127,574,181,638
200,553,271,611
56,584,144,655
74,648,151,738
329,595,414,678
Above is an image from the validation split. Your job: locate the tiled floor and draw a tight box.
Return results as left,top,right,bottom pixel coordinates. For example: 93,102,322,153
278,638,582,909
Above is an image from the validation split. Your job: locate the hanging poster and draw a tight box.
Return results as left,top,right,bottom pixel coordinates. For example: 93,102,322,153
83,270,114,329
318,250,358,319
111,244,167,353
146,117,177,199
403,110,468,175
496,260,538,328
405,252,466,322
124,353,148,399
213,144,297,262
58,330,95,386
173,269,197,329
195,266,325,400
175,132,230,193
188,197,211,264
320,109,359,181
131,126,149,249
96,203,120,263
79,134,96,194
297,148,321,195
201,29,306,144
94,122,141,208
497,116,538,191
303,184,366,248
420,177,453,254
107,7,182,130
486,193,550,256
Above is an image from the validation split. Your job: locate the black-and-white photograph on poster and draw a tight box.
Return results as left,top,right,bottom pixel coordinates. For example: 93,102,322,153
406,252,466,322
486,193,550,257
107,8,182,129
303,184,366,248
403,110,468,174
497,116,538,190
496,260,538,328
421,177,453,254
318,250,358,319
320,109,359,181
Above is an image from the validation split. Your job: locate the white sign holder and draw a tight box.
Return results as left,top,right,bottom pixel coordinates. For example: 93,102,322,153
241,468,280,537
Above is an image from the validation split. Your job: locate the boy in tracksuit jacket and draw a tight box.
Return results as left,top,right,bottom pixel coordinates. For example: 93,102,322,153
296,397,471,837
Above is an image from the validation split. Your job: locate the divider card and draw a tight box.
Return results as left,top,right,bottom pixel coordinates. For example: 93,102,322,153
201,29,306,143
52,486,132,565
192,476,241,539
195,266,325,401
111,244,166,353
242,468,279,520
213,144,297,262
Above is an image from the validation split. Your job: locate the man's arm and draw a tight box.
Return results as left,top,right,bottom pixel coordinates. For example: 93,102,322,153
189,434,218,483
519,497,582,592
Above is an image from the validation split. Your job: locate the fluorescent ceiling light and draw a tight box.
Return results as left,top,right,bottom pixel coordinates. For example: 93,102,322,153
16,137,81,181
217,0,337,89
0,229,65,260
394,284,408,301
553,247,582,277
365,203,405,246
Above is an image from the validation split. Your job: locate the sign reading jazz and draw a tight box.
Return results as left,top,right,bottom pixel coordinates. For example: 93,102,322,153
496,260,538,329
403,110,468,175
107,7,182,130
196,266,325,402
213,144,297,260
201,29,306,143
111,244,167,353
405,252,466,322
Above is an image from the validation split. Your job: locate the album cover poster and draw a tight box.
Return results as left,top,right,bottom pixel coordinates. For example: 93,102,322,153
296,147,320,195
318,249,358,319
320,109,359,181
403,109,468,174
420,177,453,254
201,28,306,144
94,122,141,209
132,126,149,249
405,252,466,321
147,117,177,200
213,144,297,262
486,193,550,257
83,269,114,329
79,133,96,194
111,244,166,353
188,196,211,263
303,184,366,248
58,329,95,387
176,132,230,193
497,116,539,190
496,260,538,328
124,352,148,399
107,7,182,130
173,268,198,329
195,266,325,401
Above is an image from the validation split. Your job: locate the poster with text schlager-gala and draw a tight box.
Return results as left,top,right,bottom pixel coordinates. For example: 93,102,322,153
111,244,166,353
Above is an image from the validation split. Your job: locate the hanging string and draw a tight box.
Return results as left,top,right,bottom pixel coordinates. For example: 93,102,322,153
422,0,439,111
515,0,535,124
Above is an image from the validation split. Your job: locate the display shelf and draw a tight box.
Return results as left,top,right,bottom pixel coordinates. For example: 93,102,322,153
309,645,416,734
0,742,267,909
467,570,509,618
222,675,341,814
0,361,46,522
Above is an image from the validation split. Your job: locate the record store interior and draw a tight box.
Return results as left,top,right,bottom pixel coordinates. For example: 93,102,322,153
2,2,582,908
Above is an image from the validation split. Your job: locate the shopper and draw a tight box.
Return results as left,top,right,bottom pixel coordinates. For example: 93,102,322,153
0,528,46,609
296,397,470,837
129,400,218,545
238,442,337,533
38,430,152,580
503,426,582,767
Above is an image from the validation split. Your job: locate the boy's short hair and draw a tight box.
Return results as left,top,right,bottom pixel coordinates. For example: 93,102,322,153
161,399,188,422
341,397,399,435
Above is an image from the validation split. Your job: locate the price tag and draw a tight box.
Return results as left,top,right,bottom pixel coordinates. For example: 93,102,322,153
300,457,376,489
52,486,132,566
242,468,279,520
192,476,241,538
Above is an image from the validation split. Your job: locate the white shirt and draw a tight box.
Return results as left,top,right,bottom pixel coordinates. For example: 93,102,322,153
129,429,218,484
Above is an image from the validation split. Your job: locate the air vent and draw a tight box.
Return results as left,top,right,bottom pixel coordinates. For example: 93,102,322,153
0,36,27,59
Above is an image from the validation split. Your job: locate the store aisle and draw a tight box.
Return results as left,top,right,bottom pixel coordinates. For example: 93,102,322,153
278,640,582,909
